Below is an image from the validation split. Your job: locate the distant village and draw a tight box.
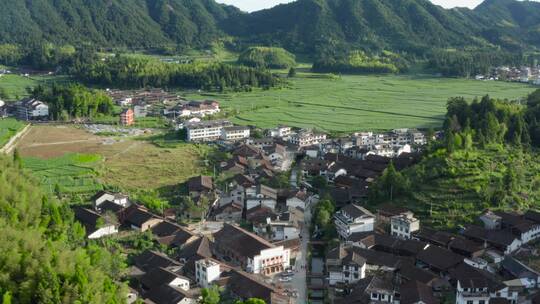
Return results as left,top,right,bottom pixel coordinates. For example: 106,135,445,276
4,87,540,304
476,65,540,86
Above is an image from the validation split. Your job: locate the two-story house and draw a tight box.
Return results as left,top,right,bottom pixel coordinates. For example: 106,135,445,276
391,212,420,239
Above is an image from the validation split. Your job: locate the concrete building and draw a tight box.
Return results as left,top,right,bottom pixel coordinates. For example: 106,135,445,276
267,125,292,138
390,212,420,239
120,108,135,126
289,129,327,147
213,224,290,276
334,204,375,239
221,126,250,141
195,259,222,289
16,98,49,120
186,120,233,142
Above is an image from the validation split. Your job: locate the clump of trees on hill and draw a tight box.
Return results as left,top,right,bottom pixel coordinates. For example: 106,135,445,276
31,84,114,120
73,55,278,91
443,91,540,151
237,47,296,69
312,50,408,74
0,156,127,303
427,49,525,77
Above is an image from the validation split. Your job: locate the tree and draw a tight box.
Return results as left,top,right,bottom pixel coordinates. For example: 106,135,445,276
288,67,296,78
12,149,22,168
311,176,328,190
372,162,410,202
201,286,221,304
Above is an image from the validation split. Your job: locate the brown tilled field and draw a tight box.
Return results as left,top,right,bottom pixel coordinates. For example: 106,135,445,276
17,125,208,191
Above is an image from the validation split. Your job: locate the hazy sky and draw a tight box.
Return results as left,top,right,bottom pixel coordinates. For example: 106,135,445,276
216,0,498,12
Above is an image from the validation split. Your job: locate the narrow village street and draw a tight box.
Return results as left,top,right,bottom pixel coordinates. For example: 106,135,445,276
287,194,317,303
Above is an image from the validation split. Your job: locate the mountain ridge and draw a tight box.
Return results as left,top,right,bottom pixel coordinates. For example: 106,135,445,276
0,0,538,54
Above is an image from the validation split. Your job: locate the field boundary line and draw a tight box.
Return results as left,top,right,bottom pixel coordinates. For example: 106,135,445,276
288,101,444,121
1,124,31,154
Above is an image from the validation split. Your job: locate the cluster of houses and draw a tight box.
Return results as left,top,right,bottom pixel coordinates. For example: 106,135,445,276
476,66,540,85
74,187,298,304
324,202,540,304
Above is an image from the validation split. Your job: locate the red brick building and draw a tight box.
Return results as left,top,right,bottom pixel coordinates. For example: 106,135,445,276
120,108,134,126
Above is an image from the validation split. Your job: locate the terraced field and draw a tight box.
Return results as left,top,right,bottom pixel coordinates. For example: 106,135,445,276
23,153,104,195
186,73,536,133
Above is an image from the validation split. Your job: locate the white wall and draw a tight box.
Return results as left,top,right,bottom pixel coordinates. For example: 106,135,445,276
88,225,118,239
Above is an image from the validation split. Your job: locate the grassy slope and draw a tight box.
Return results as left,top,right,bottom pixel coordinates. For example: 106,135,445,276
390,147,540,230
185,73,536,132
0,118,26,147
0,73,70,100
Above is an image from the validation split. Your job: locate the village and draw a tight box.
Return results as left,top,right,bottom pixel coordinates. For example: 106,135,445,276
3,88,540,304
475,65,540,86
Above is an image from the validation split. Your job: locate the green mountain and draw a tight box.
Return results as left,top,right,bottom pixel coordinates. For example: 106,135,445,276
474,0,540,49
0,0,240,48
0,0,539,54
223,0,488,54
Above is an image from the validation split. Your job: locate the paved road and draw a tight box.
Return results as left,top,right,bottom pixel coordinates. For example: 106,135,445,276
287,195,318,303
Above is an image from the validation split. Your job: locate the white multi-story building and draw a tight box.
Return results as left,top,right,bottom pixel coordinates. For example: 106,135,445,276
267,125,292,138
391,212,420,239
195,259,222,289
289,129,327,147
16,98,49,120
334,204,375,239
186,120,233,141
180,100,220,117
213,224,290,276
221,126,250,141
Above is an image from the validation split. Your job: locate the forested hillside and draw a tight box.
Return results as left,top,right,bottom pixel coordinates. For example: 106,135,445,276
1,0,540,55
370,90,540,230
0,156,126,303
0,0,239,48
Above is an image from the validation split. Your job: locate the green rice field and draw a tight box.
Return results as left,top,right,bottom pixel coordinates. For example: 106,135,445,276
22,153,104,195
186,73,537,133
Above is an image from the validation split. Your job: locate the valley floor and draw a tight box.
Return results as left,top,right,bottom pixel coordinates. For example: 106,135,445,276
186,73,536,133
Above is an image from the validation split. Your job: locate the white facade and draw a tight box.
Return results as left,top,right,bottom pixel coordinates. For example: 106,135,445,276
517,224,540,244
186,120,233,141
17,99,49,120
289,130,327,147
268,126,292,138
169,277,190,291
268,223,299,241
390,213,420,239
455,280,518,304
221,126,250,141
334,206,375,239
328,263,366,286
88,225,118,239
249,246,290,275
196,259,222,289
94,192,130,209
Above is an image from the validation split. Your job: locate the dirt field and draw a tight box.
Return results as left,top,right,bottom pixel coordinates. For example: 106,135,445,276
17,125,208,191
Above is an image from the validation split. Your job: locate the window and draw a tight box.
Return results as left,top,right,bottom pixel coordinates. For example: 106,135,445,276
371,293,378,300
479,301,485,304
467,301,473,304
